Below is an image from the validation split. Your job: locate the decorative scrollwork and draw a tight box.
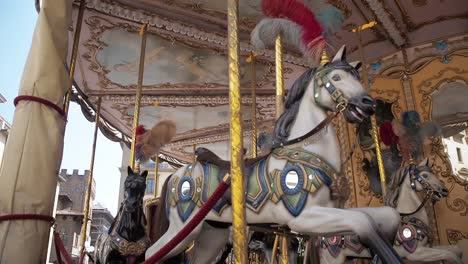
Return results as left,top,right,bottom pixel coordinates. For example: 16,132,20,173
447,229,468,245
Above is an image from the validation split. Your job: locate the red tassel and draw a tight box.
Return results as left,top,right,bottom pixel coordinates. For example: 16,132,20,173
261,0,324,55
136,125,146,136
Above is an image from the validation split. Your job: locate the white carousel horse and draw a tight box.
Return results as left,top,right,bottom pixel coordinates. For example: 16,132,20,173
319,158,463,264
146,46,402,264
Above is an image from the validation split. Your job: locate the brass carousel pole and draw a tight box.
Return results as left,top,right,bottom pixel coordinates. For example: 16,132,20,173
227,0,248,262
64,0,86,117
275,33,288,264
247,53,258,158
353,21,387,197
270,234,279,264
275,35,284,119
130,24,148,171
79,97,102,259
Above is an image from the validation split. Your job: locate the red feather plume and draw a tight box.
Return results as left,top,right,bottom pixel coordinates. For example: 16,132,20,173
379,121,399,146
261,0,325,57
136,125,147,136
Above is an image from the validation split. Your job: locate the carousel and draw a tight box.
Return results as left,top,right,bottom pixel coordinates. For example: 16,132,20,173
0,0,467,263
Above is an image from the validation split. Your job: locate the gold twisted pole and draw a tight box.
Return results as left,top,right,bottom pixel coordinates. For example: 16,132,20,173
227,0,248,262
79,97,101,257
130,24,148,170
281,236,289,264
271,234,279,264
64,0,86,117
275,35,284,118
354,22,386,197
247,53,258,158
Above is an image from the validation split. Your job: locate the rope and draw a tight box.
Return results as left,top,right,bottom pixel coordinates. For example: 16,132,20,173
144,177,231,264
0,214,54,223
14,95,66,118
54,231,75,264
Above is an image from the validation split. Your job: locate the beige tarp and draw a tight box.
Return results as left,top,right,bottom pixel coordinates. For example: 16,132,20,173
0,0,71,262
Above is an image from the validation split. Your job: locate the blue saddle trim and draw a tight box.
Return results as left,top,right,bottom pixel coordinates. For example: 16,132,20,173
177,201,196,222
281,191,308,217
246,159,270,210
178,176,194,202
280,165,304,195
201,162,228,214
315,168,332,186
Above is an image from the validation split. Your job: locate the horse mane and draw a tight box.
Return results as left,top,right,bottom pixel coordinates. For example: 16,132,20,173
274,68,316,141
384,165,410,207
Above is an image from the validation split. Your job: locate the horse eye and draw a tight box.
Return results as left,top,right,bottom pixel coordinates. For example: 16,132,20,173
422,173,428,178
332,75,341,81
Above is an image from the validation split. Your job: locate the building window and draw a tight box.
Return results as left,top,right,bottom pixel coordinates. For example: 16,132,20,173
146,179,154,194
456,147,463,163
454,134,464,144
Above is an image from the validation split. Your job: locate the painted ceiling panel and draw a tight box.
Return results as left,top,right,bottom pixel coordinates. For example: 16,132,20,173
70,0,468,164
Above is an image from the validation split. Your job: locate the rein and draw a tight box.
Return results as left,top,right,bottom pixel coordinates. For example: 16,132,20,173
272,62,356,149
399,166,434,216
271,103,346,149
399,192,431,216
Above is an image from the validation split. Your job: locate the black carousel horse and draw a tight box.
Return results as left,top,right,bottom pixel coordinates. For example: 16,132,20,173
95,167,151,264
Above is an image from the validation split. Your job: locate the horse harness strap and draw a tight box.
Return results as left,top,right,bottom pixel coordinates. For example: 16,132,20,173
400,165,433,216
271,147,338,183
108,231,150,256
314,64,349,110
271,110,341,149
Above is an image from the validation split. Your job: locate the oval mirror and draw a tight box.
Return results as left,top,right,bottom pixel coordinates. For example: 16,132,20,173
181,180,191,197
285,171,299,190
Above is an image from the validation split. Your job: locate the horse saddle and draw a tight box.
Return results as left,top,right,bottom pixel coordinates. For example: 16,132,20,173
195,147,269,205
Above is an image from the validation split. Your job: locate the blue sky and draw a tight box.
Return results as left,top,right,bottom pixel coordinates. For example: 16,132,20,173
0,1,122,215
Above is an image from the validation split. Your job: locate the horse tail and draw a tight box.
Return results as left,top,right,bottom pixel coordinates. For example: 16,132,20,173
149,174,172,243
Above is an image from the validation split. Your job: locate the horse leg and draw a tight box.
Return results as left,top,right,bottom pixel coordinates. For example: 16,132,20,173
432,245,463,258
190,222,231,264
145,221,203,262
350,207,400,242
287,206,402,264
406,246,463,264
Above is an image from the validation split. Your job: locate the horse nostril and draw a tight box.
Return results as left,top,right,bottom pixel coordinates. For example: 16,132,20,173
361,95,375,106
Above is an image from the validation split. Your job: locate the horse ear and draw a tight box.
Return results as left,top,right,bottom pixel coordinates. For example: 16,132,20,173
349,61,362,70
141,170,148,179
419,157,429,167
332,45,347,63
127,166,133,175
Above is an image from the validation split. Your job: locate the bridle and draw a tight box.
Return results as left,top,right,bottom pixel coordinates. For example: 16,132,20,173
271,62,356,149
399,164,436,216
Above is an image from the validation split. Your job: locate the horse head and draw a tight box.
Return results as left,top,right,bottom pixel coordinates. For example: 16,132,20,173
306,45,376,123
123,166,148,213
410,158,449,202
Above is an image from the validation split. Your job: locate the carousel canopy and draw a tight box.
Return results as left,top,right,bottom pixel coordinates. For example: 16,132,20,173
69,0,468,163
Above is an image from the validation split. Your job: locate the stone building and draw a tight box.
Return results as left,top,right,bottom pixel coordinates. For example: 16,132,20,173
90,203,114,248
48,169,96,263
0,115,11,168
443,129,468,180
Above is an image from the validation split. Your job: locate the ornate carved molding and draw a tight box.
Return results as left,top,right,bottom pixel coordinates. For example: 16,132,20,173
82,0,311,67
447,229,468,245
361,0,406,46
81,16,290,92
